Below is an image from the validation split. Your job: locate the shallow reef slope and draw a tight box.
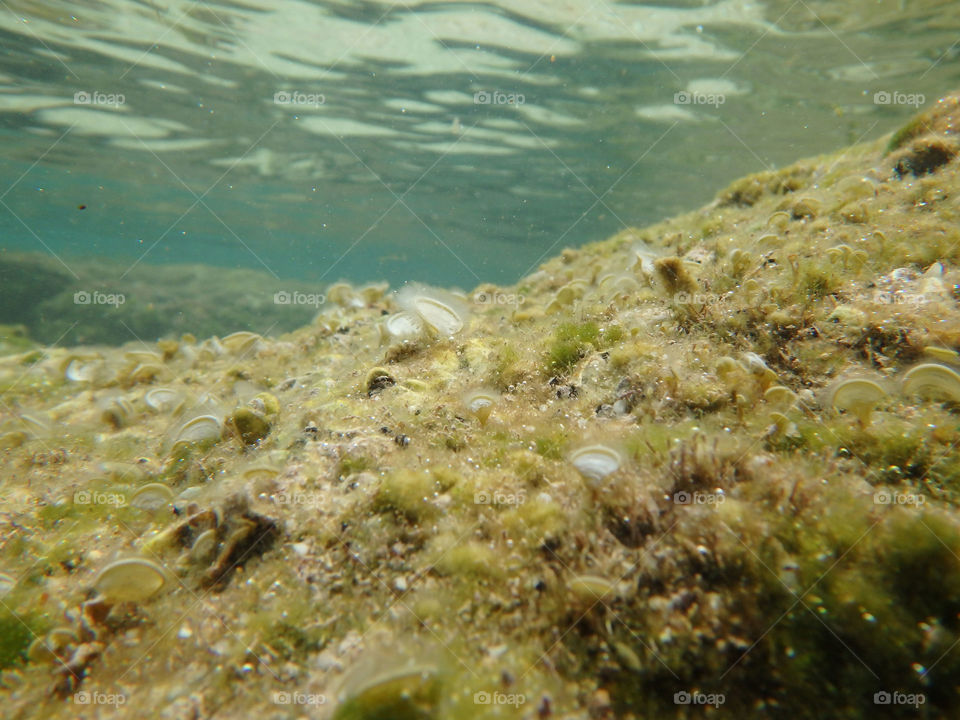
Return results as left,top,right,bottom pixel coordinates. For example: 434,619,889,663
3,95,960,720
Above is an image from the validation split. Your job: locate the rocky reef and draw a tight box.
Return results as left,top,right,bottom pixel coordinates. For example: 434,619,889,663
2,94,960,719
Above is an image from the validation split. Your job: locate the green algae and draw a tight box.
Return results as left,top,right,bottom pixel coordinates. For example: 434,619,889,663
4,93,960,720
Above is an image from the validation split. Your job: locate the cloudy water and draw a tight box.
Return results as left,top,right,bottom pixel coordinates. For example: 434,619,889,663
0,0,958,341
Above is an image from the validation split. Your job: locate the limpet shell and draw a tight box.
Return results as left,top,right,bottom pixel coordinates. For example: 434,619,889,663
924,346,960,363
128,363,166,384
144,387,183,413
381,312,423,344
221,331,262,354
462,388,498,425
242,465,280,483
902,363,960,402
764,385,798,408
568,574,620,602
826,377,889,425
232,407,271,446
188,529,218,563
63,355,103,383
336,663,440,718
569,445,622,482
99,395,134,429
93,558,167,603
168,415,222,455
129,483,175,512
412,297,463,335
397,284,468,337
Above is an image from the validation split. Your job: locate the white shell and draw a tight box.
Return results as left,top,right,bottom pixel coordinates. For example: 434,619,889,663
413,296,463,335
382,312,423,342
129,483,175,512
569,445,622,481
94,558,167,602
221,331,262,354
145,387,183,413
903,363,960,401
64,357,102,382
169,415,222,454
189,529,218,563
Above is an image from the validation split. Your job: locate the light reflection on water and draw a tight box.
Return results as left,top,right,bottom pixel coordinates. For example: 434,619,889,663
0,0,957,289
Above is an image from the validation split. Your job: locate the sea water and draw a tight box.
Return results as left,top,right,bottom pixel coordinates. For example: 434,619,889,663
0,0,957,343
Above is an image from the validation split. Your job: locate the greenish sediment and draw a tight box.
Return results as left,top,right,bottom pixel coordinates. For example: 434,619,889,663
2,95,960,718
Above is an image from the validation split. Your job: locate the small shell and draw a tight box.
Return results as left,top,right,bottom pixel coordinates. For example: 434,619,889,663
397,284,468,337
337,663,439,710
327,282,358,307
902,363,960,402
366,368,396,396
569,445,622,482
381,312,423,344
764,385,798,408
0,572,15,596
64,355,103,383
242,465,280,483
99,395,134,429
826,377,889,425
129,483,175,512
145,387,183,413
923,346,960,363
567,574,619,602
128,363,166,384
232,408,271,446
221,331,262,354
168,415,222,455
412,297,463,335
197,337,224,361
188,529,218,563
93,558,167,603
462,388,499,425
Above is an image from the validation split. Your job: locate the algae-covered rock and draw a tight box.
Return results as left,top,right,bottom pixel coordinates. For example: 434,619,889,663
7,92,960,720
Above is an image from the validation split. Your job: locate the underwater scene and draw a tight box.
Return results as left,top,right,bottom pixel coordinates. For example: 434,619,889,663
2,0,960,717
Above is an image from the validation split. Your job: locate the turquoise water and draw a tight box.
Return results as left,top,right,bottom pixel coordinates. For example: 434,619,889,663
0,0,958,340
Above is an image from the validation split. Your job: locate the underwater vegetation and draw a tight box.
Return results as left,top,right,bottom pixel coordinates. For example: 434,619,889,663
3,94,960,719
